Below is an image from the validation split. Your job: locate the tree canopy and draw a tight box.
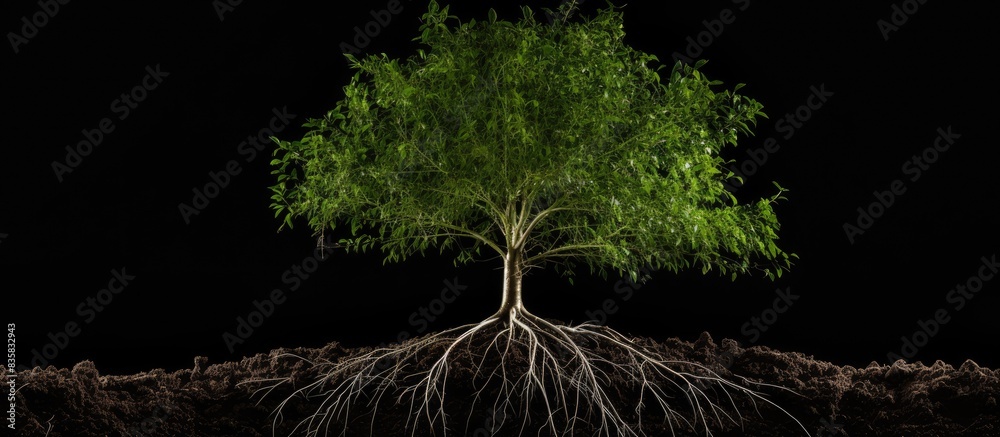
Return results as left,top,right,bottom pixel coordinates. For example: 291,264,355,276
269,1,794,285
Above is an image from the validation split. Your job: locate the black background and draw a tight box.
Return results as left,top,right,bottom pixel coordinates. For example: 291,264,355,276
2,0,997,376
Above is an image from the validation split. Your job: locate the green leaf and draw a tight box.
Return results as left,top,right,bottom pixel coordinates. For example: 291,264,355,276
267,0,790,294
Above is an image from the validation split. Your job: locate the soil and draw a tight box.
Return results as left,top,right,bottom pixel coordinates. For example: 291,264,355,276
11,329,999,436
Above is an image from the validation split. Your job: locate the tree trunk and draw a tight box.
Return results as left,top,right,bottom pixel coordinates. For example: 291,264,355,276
495,249,524,320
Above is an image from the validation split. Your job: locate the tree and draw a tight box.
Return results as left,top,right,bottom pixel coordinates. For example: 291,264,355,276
260,1,802,435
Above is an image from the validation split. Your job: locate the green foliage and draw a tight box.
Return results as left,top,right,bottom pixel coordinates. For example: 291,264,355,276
270,1,794,284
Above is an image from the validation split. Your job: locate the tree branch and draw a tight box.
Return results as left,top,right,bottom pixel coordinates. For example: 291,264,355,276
523,243,607,266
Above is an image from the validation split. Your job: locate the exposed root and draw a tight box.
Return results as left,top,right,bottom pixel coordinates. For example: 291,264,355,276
242,309,810,436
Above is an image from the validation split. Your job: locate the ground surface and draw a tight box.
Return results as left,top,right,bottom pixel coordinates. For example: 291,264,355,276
12,330,999,436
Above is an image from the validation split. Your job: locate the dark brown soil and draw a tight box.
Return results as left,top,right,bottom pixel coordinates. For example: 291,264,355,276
11,330,999,436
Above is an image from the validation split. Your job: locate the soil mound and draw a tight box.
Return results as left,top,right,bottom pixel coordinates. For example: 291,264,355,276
12,332,998,436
